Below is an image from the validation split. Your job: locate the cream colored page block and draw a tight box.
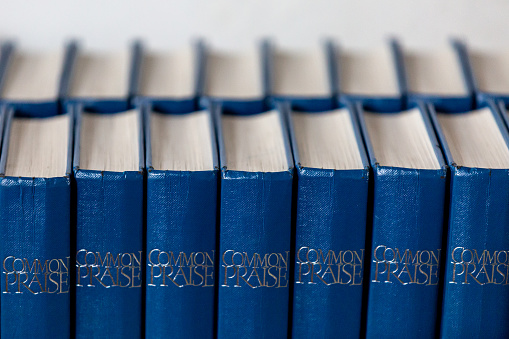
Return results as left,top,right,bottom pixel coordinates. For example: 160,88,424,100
5,115,69,177
437,108,509,169
405,48,466,95
2,51,63,100
69,52,129,98
293,109,364,170
205,49,262,98
80,110,139,172
470,51,509,94
364,108,440,169
222,110,288,172
340,47,399,96
273,48,329,96
150,111,214,171
140,48,195,97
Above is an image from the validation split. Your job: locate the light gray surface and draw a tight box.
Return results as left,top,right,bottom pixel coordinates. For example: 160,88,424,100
0,0,505,50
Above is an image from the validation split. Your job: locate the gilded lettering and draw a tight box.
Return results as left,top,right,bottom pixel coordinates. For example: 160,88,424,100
371,245,441,286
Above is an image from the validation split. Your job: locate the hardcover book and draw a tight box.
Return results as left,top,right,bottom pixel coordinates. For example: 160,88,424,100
0,105,73,338
145,104,218,338
62,41,142,112
430,101,509,339
467,47,509,106
264,40,336,111
202,43,268,114
0,41,75,116
358,103,447,338
402,40,474,112
73,105,144,338
287,104,369,338
216,104,294,338
335,39,406,111
134,40,204,113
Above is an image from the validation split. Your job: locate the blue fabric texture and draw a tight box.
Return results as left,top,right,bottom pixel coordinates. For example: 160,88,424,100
217,170,293,339
0,177,71,338
366,166,447,339
145,170,217,339
291,167,369,339
440,167,509,339
74,170,143,339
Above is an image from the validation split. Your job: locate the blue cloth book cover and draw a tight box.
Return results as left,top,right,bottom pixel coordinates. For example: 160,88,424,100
403,40,474,112
73,105,144,338
144,104,219,338
337,39,406,112
61,41,142,113
133,40,204,113
264,40,336,111
287,103,370,339
430,100,509,339
0,105,73,338
0,41,75,116
216,103,294,339
358,102,447,338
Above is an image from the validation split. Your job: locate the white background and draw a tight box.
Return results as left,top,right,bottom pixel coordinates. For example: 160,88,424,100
0,0,507,51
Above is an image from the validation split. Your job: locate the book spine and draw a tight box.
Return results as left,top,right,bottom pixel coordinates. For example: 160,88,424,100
366,167,446,338
440,168,509,338
74,170,143,339
0,177,71,338
145,170,217,339
292,168,368,339
217,171,293,339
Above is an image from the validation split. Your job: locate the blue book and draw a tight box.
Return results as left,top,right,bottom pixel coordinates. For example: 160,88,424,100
0,42,14,95
62,41,142,113
430,101,509,338
133,40,205,113
0,105,73,338
201,42,268,114
264,40,336,111
73,105,144,338
402,40,474,112
336,39,406,112
0,41,75,116
463,45,509,107
358,103,447,338
145,104,218,338
287,103,369,338
216,104,294,338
